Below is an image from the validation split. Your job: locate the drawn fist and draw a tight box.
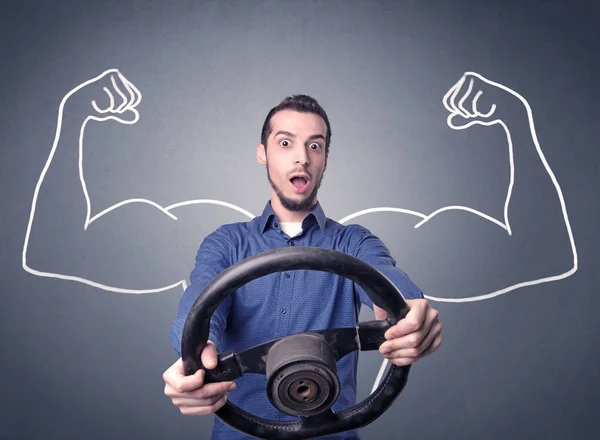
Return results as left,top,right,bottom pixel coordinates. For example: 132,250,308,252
443,72,523,130
65,68,142,125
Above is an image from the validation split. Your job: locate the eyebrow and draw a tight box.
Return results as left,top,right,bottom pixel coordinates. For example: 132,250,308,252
273,131,325,142
274,130,296,138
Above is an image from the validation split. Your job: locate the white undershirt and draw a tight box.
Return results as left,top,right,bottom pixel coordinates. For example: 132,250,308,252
279,222,303,237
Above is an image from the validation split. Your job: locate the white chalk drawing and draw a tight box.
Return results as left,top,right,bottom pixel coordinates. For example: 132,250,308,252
21,69,577,395
340,72,577,304
21,69,256,294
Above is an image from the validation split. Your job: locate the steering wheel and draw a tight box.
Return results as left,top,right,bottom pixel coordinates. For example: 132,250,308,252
181,246,412,439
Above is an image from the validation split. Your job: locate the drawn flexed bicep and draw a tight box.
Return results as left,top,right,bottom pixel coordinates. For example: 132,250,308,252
341,72,577,303
23,69,254,294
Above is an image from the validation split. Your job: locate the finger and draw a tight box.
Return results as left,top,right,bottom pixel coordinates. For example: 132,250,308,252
91,99,106,114
448,76,470,117
164,372,205,396
121,73,143,108
421,331,442,356
387,354,417,366
116,71,138,110
442,80,462,113
116,71,135,104
110,74,128,112
172,392,225,408
179,394,228,416
91,87,115,114
446,111,489,131
450,76,474,118
472,89,497,118
388,329,442,364
103,86,116,111
380,328,426,354
187,380,236,400
201,342,218,369
384,301,427,339
383,320,441,359
415,332,442,359
381,306,438,352
386,336,442,367
457,78,476,117
164,365,206,394
472,90,483,116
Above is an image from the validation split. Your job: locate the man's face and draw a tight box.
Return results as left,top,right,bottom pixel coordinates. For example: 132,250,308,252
257,110,328,212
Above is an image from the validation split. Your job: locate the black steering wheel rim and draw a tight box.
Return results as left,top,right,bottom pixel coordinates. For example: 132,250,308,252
181,246,412,439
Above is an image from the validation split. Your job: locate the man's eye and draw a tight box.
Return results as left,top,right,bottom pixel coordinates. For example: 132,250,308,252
310,143,321,150
280,139,291,147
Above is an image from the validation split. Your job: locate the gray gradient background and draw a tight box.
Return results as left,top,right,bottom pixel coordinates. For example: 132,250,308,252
1,0,598,439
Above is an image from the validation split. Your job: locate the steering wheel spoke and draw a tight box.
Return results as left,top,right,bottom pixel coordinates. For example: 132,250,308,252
357,319,393,351
205,326,363,384
201,351,244,382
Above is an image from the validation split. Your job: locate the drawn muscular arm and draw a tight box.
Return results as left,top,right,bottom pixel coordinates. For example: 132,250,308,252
22,70,253,293
343,73,577,302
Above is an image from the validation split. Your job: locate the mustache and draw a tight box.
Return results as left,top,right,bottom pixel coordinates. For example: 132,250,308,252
288,169,312,179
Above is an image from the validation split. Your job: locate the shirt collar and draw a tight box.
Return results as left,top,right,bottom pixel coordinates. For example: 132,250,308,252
260,200,326,233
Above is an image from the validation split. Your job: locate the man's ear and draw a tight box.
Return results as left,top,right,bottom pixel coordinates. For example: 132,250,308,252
257,143,267,164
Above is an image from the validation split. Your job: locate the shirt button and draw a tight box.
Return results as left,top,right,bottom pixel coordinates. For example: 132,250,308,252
274,223,278,228
281,308,287,314
290,241,295,246
285,273,291,278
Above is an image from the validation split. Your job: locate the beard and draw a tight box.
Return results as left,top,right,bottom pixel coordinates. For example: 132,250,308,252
266,163,325,212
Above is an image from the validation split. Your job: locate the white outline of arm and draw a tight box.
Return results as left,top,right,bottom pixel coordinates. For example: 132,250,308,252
342,71,577,306
22,68,255,294
358,72,578,393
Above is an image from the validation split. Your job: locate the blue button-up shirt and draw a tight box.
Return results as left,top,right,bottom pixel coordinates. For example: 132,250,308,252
170,201,422,439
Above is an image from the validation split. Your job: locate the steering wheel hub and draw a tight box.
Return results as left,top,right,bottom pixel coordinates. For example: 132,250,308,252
266,333,340,416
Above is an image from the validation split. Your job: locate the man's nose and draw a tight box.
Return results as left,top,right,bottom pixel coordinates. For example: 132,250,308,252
294,146,309,166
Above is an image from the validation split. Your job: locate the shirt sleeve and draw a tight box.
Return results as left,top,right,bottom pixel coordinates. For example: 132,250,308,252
349,225,423,309
169,226,233,357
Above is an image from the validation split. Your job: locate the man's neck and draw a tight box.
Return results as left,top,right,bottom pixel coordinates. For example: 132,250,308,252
270,193,316,223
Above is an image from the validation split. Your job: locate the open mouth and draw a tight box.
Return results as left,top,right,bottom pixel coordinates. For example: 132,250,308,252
290,175,310,193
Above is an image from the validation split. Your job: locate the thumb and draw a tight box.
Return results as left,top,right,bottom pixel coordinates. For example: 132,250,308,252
91,109,139,126
446,108,498,130
201,340,218,370
446,112,475,130
115,108,140,125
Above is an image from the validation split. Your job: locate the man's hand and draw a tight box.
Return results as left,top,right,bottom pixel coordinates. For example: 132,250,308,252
163,341,237,416
374,299,442,367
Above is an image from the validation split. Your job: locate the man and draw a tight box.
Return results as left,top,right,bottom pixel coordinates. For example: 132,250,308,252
163,95,442,439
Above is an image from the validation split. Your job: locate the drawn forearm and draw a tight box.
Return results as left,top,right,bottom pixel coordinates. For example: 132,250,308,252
501,107,575,263
24,110,90,258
